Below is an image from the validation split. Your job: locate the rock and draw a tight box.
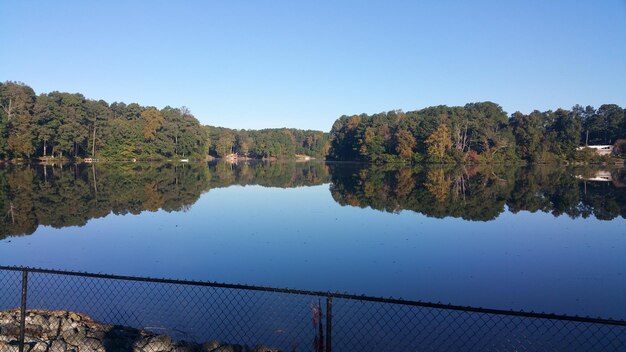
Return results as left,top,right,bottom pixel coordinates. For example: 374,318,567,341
202,340,222,351
60,317,80,333
0,341,19,352
47,317,61,334
138,334,174,352
62,328,86,346
68,312,81,322
48,340,68,352
77,337,105,352
85,328,106,340
26,314,47,327
29,341,50,352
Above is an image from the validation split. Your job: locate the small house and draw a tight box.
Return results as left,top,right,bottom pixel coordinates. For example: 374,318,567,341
576,145,614,156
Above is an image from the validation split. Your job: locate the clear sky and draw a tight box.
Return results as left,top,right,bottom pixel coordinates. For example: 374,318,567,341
1,0,625,131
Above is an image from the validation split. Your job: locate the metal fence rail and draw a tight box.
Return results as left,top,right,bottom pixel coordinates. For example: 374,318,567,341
0,266,624,352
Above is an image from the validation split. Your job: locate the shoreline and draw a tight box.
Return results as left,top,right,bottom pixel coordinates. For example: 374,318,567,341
1,155,624,166
0,309,279,352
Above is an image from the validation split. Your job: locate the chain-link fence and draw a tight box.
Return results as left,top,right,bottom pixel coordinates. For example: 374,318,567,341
0,266,624,352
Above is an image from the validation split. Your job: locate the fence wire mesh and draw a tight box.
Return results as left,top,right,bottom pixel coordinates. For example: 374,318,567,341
331,297,626,351
0,266,624,352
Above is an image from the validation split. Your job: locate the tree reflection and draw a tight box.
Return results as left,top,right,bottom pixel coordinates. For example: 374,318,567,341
1,162,624,237
329,163,626,222
0,161,331,238
424,168,451,204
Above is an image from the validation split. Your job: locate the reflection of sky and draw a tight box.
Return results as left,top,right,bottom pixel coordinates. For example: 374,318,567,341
1,185,624,318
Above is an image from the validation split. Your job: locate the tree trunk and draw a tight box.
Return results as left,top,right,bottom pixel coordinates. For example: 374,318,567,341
92,125,96,157
1,99,12,121
462,126,469,152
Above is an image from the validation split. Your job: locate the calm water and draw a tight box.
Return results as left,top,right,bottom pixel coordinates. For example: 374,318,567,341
0,161,624,319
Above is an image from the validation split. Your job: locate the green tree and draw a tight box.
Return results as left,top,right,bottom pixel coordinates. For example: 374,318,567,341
236,131,253,157
597,104,624,144
550,108,582,158
215,130,235,157
33,93,63,157
1,82,36,158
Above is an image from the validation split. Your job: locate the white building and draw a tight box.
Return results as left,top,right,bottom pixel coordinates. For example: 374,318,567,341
576,145,614,156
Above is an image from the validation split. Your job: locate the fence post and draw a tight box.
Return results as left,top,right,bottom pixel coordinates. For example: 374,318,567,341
326,294,332,352
19,270,28,352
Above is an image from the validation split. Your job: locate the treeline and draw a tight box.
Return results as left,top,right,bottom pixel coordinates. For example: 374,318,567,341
0,82,329,161
3,81,624,164
329,102,626,163
205,126,329,159
0,82,208,160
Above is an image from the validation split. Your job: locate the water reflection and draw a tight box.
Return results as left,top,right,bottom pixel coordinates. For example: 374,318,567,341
330,163,626,221
1,161,624,237
0,161,330,238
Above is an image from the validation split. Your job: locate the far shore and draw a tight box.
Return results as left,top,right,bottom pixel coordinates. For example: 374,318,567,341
2,157,625,167
0,155,322,164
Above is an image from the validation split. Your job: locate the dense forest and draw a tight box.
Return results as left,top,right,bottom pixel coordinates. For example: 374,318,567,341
205,126,329,159
2,161,624,237
0,82,329,161
2,81,624,164
329,102,626,163
0,82,207,160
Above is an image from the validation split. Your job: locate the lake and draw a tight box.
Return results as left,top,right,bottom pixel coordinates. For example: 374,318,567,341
0,161,624,319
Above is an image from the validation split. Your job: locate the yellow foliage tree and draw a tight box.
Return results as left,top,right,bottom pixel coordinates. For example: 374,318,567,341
425,124,452,160
141,108,164,141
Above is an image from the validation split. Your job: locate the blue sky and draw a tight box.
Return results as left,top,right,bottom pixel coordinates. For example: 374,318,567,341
1,0,625,131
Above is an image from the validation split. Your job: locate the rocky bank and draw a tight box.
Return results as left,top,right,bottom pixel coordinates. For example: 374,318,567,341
0,310,280,352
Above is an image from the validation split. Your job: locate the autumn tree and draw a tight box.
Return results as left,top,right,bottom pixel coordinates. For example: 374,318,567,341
425,124,452,161
395,129,416,160
141,108,164,141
